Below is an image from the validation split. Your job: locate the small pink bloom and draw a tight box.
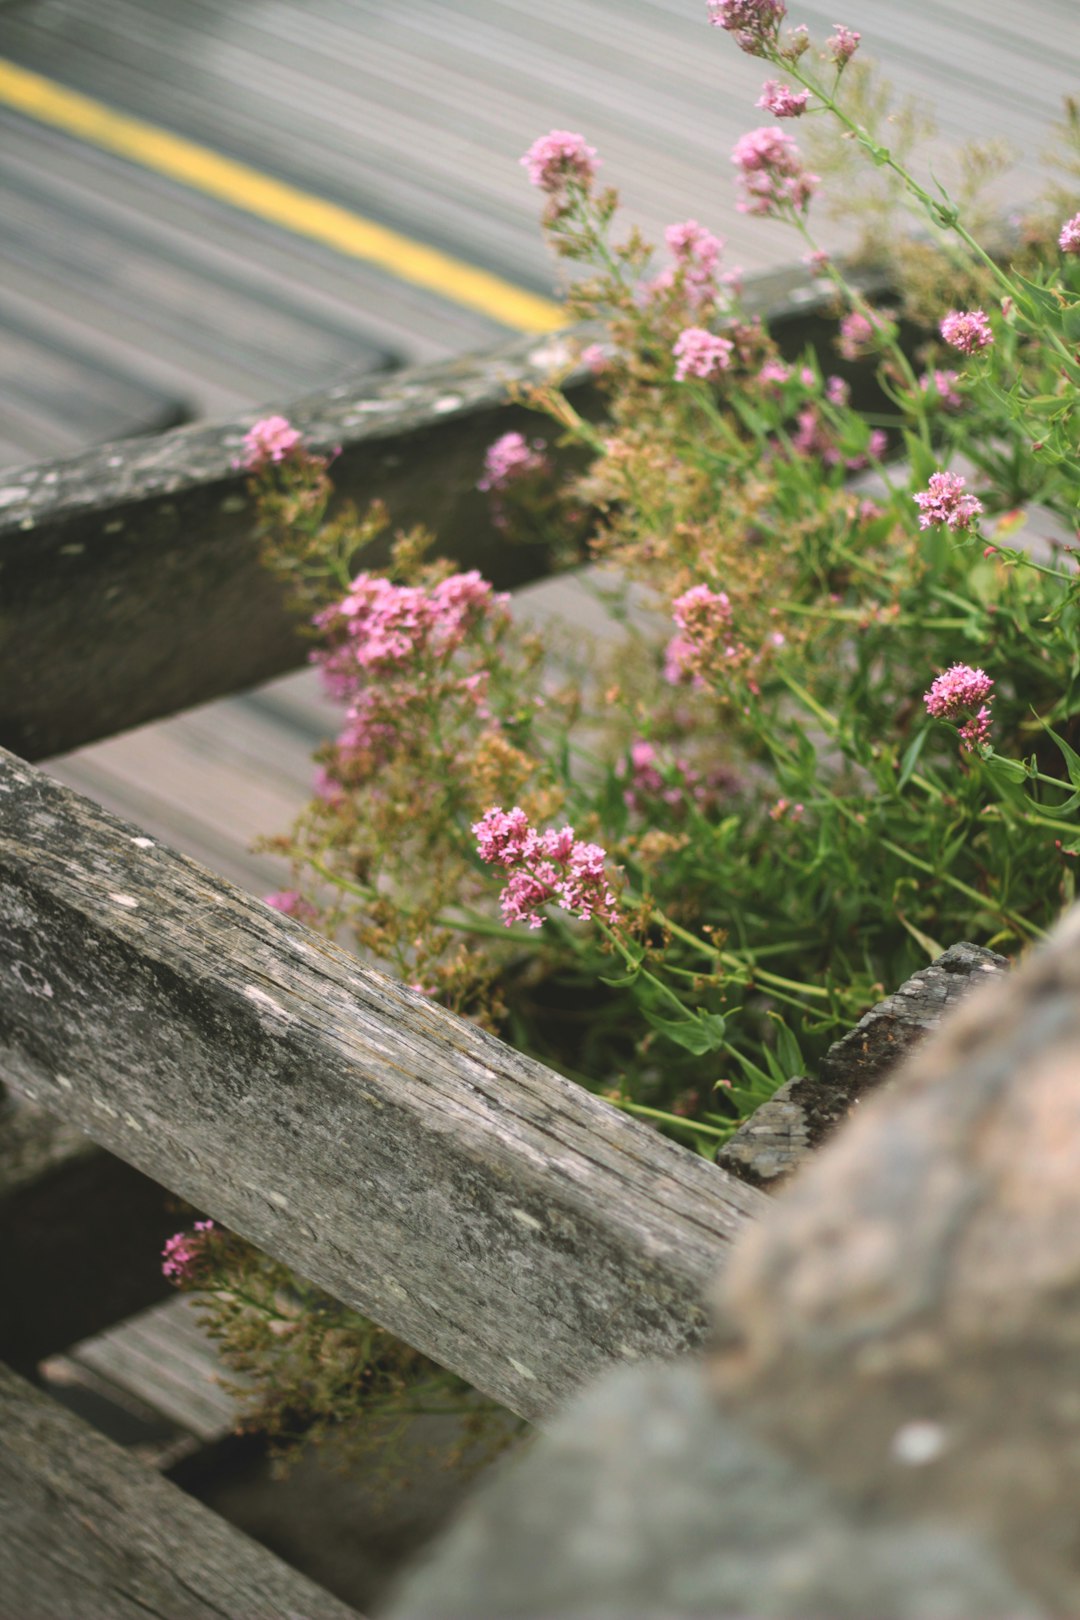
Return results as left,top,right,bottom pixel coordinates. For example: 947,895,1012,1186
673,327,734,380
521,130,599,194
940,309,993,354
472,805,534,868
474,807,620,929
264,890,318,924
827,24,860,63
924,666,995,754
804,248,831,273
756,80,809,117
758,358,791,385
658,219,726,309
837,311,875,360
958,706,993,752
707,0,786,56
242,415,301,469
478,431,550,493
732,126,818,218
913,471,983,532
919,369,963,411
581,343,609,374
825,374,850,406
1059,213,1080,254
162,1220,215,1284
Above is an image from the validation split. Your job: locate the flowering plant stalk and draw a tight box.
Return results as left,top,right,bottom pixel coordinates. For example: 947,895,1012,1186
172,4,1080,1466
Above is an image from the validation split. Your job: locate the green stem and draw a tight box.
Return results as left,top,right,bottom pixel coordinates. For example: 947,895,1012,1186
607,1097,727,1140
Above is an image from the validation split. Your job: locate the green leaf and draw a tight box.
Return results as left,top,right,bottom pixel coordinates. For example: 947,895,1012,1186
896,727,929,792
1046,724,1080,791
767,1013,804,1079
982,752,1031,813
598,969,641,987
643,1010,727,1054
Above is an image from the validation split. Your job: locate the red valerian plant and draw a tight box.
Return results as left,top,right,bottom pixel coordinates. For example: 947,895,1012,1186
170,4,1080,1470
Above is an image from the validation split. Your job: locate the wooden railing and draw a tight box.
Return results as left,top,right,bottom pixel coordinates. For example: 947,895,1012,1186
0,258,898,1616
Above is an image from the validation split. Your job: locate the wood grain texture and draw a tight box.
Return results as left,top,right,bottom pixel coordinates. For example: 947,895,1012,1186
0,1360,362,1620
0,748,766,1421
0,261,882,763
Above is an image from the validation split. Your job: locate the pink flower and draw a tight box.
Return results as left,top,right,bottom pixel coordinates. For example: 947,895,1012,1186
478,431,550,493
924,665,994,752
313,570,508,698
673,327,735,380
707,0,787,57
827,25,860,63
521,131,599,194
162,1220,215,1284
837,311,875,360
758,358,791,385
919,369,963,411
473,805,534,868
473,807,620,929
242,415,301,469
940,308,993,354
665,585,741,683
756,80,809,117
1059,213,1080,253
265,890,318,924
913,471,984,532
732,126,819,218
825,374,850,405
924,664,994,719
581,343,609,374
666,219,724,269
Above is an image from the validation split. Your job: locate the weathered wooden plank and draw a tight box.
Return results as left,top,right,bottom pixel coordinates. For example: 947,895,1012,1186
0,748,766,1421
0,263,882,762
0,1360,362,1620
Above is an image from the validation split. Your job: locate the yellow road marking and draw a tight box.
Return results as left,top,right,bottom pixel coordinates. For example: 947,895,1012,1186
0,58,565,333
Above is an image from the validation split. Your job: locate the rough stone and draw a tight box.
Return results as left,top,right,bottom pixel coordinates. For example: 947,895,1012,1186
384,1361,1040,1619
717,942,1008,1188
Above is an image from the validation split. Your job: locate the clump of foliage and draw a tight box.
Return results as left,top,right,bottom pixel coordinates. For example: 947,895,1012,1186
168,2,1080,1471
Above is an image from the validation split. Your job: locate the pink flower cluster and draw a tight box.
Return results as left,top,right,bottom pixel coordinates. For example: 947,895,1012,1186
707,0,786,57
918,369,963,411
241,415,301,469
924,664,994,752
162,1220,215,1283
472,807,621,929
655,219,727,309
827,25,861,64
913,471,983,532
521,130,600,195
1060,213,1080,254
673,326,735,380
621,740,739,815
790,405,886,469
756,80,809,117
664,583,736,684
940,309,993,355
478,431,550,493
265,890,318,924
315,571,506,686
837,310,886,361
732,126,819,218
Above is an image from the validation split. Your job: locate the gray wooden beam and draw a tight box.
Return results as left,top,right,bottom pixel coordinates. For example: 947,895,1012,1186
0,1360,362,1620
0,748,766,1422
0,264,886,763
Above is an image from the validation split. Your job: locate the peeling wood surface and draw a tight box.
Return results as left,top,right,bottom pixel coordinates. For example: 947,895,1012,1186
0,1360,362,1620
0,748,766,1421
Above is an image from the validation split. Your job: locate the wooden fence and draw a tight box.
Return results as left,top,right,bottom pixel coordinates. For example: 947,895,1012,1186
0,259,893,1617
